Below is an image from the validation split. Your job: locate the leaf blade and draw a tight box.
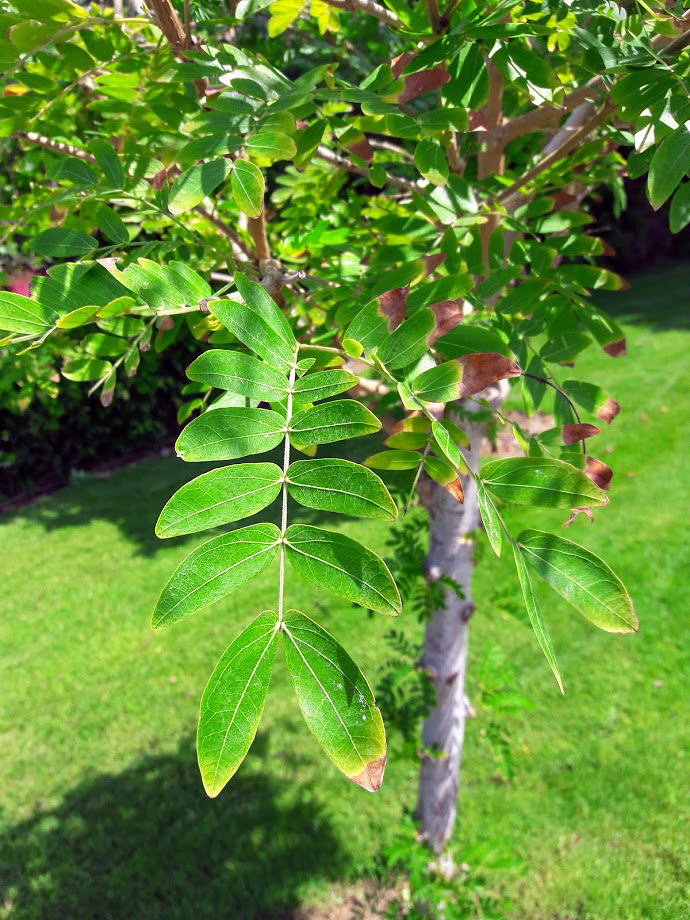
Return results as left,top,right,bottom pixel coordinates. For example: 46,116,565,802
282,609,387,791
482,457,608,508
152,523,281,629
287,458,397,521
156,462,283,537
285,524,401,615
517,529,638,633
175,407,285,461
198,610,279,797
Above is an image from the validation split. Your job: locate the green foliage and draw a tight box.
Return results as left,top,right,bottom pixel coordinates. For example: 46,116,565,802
1,0,679,799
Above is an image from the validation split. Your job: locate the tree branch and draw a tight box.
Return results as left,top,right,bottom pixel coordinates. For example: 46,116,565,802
425,0,442,34
317,0,404,30
317,145,419,195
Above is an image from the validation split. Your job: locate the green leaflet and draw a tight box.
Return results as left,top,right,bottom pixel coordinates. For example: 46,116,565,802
231,159,264,217
94,204,129,244
211,301,294,374
482,457,608,508
286,458,397,520
156,462,283,537
414,138,449,186
517,530,639,633
284,524,401,616
290,400,381,446
293,369,358,403
186,350,288,402
62,356,111,381
346,301,389,352
431,421,468,473
513,543,563,693
245,130,296,162
476,477,502,557
413,361,463,403
175,407,285,461
364,450,421,471
168,158,232,214
647,123,690,210
0,292,56,334
435,324,512,359
88,137,125,188
282,609,387,792
152,523,281,629
375,308,435,370
28,228,97,258
197,610,279,797
234,272,296,352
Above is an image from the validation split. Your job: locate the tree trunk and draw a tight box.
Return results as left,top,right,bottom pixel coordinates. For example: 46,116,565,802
415,390,505,856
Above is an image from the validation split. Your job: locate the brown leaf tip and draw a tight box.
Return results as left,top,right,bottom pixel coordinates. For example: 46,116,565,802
459,353,522,399
563,423,600,445
377,287,409,332
429,300,463,345
443,477,465,504
603,338,627,358
597,397,620,425
351,752,387,792
585,456,613,492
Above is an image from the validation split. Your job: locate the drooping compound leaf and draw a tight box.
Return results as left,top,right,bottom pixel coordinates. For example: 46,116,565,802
293,369,358,403
152,523,281,629
197,610,279,797
284,524,401,615
186,350,288,402
168,158,232,214
290,400,381,446
282,609,387,791
286,458,397,520
175,407,285,461
156,463,283,537
482,457,609,508
513,543,563,693
517,530,638,633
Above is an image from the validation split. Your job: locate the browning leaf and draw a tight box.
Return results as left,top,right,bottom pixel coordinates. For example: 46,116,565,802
598,397,621,424
350,753,387,792
399,69,450,105
152,167,168,189
377,286,408,331
584,456,613,491
603,338,627,357
459,353,521,398
424,252,447,275
444,477,465,504
564,507,594,528
563,423,600,445
390,51,416,78
346,137,374,163
429,301,463,345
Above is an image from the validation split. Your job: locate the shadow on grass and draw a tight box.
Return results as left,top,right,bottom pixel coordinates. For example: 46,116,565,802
594,261,690,331
1,433,408,558
0,735,345,920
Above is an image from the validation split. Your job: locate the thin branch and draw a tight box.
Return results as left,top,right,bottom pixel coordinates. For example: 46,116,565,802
521,372,586,453
317,0,404,30
317,145,419,195
425,0,442,34
496,103,613,206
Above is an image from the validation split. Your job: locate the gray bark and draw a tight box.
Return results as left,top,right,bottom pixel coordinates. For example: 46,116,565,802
416,385,507,855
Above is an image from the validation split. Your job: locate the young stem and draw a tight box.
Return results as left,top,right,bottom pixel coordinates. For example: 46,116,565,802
278,348,299,623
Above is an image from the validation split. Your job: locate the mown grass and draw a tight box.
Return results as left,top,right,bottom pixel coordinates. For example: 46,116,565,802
1,265,688,919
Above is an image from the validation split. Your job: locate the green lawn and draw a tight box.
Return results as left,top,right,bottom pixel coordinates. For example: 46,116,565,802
1,265,688,919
